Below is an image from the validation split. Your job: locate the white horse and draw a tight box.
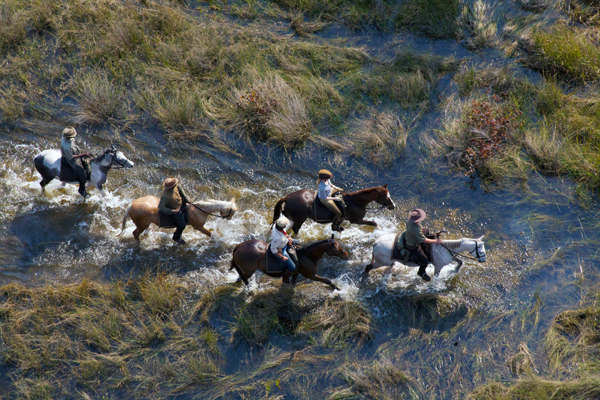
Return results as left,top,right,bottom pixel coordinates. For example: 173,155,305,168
363,233,486,276
33,147,134,197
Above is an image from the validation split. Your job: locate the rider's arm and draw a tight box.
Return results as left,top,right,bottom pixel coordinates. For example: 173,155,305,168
158,196,174,215
424,238,442,244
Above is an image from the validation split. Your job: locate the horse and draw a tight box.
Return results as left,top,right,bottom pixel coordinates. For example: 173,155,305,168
117,196,237,241
272,185,395,234
230,236,349,290
363,234,486,276
33,147,134,197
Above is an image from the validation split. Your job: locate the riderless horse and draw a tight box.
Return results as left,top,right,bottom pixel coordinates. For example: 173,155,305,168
230,236,348,290
34,147,134,197
363,234,486,276
117,196,237,241
272,185,395,234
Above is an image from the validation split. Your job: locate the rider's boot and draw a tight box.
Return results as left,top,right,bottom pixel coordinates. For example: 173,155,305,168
332,216,344,232
282,269,292,284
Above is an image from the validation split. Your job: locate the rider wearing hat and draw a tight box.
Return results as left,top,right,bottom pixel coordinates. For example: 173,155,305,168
317,169,344,232
158,177,190,244
403,208,442,282
271,216,296,284
60,127,91,198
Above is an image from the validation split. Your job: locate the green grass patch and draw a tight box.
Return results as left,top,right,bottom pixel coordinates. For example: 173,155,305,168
527,24,600,82
395,0,460,39
438,68,600,191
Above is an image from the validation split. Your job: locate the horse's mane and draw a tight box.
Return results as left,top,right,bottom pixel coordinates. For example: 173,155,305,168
342,185,383,197
440,239,465,249
193,199,234,211
298,238,329,253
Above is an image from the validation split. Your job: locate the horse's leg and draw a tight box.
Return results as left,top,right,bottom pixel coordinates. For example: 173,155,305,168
303,272,338,290
197,226,212,237
40,178,52,195
291,219,305,236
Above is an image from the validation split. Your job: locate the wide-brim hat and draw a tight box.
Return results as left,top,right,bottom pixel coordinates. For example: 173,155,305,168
276,216,290,229
408,208,426,223
62,127,77,138
318,169,332,180
163,177,178,189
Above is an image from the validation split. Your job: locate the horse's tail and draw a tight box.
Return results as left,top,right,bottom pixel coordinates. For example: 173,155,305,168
272,196,287,224
116,206,131,237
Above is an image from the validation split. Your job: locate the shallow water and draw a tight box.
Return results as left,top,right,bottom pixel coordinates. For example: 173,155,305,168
2,23,600,400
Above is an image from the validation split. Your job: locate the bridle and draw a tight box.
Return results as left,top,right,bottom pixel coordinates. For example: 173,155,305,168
92,150,128,169
188,202,234,219
365,190,392,213
441,240,484,262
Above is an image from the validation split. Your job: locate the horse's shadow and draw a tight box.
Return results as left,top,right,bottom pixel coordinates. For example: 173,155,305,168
8,205,95,266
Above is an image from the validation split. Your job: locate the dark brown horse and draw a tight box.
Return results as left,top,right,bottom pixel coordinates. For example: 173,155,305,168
272,185,395,234
230,236,349,290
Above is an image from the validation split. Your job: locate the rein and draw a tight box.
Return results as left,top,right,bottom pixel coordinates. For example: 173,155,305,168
440,241,482,262
188,202,233,219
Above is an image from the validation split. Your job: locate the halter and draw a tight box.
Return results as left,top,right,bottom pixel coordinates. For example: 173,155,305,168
189,202,234,219
365,190,391,213
441,240,483,262
92,150,128,169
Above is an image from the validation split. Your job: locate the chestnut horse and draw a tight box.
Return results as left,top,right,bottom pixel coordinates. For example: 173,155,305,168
117,196,237,241
230,236,349,290
272,185,395,234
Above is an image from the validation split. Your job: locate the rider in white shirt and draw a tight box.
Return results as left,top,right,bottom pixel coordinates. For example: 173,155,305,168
270,216,296,284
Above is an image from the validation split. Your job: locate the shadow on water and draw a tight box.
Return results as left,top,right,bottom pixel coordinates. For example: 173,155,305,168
8,205,94,266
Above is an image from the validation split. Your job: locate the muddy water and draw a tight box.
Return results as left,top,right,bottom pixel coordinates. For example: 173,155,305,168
2,32,599,399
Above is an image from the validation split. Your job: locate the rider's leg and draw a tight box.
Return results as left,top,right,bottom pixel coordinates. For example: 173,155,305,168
321,199,343,231
281,247,296,284
172,211,187,244
409,247,431,281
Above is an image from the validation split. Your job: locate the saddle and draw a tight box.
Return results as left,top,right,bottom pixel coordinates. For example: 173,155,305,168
312,196,346,222
265,243,299,274
392,229,438,263
158,208,189,228
59,157,91,182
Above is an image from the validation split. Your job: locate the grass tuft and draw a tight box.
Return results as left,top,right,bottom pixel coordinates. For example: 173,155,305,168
300,298,374,347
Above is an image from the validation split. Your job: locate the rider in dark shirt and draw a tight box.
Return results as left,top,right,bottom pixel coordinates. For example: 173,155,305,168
60,127,91,198
158,177,190,244
403,208,441,282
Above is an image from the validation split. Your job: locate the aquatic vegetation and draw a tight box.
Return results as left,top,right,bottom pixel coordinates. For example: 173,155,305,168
527,24,600,82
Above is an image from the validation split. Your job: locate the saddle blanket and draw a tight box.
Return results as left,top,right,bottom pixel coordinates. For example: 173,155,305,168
158,209,188,228
312,197,345,222
265,244,286,273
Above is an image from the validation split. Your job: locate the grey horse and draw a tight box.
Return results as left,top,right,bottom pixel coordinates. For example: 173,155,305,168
34,147,134,197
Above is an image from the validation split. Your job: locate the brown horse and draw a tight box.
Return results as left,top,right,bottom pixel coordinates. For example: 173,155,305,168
272,185,395,234
230,236,349,290
117,196,237,241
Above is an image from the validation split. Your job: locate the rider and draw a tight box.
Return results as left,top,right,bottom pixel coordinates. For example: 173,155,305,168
270,216,296,284
158,177,190,245
317,169,344,232
403,208,441,282
60,126,91,198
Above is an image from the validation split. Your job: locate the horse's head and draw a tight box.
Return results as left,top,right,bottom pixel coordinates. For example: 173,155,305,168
376,184,395,210
99,148,134,169
471,236,486,262
327,234,349,260
220,198,237,220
